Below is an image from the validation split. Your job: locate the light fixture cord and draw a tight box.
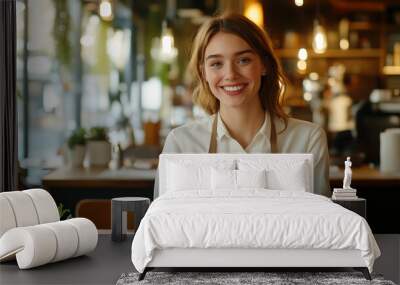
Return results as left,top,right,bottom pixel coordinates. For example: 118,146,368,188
316,0,320,23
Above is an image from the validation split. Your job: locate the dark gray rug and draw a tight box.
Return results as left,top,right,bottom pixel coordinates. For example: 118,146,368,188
116,271,396,285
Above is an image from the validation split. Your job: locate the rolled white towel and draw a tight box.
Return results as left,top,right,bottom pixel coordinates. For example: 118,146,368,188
23,189,59,224
0,226,57,269
0,218,98,269
0,196,17,237
42,221,79,262
66,218,98,257
0,191,39,227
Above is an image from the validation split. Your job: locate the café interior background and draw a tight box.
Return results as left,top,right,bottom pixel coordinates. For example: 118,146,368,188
16,0,400,187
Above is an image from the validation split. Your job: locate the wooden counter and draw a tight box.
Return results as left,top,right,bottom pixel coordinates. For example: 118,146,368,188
42,167,156,222
42,165,400,190
42,167,156,189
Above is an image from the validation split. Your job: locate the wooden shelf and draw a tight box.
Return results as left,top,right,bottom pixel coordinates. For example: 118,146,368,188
349,21,381,31
275,49,383,59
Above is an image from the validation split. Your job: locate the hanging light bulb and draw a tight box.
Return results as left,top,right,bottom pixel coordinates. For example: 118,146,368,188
298,48,308,61
294,0,304,7
312,20,327,54
99,0,113,21
297,60,307,71
244,1,264,28
339,39,349,50
159,21,178,63
339,18,350,50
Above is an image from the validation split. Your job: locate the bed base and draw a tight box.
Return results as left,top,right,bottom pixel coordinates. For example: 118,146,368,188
138,248,372,281
138,267,371,281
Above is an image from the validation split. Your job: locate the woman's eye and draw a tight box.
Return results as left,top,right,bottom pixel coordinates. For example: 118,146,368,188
210,61,222,68
238,57,251,65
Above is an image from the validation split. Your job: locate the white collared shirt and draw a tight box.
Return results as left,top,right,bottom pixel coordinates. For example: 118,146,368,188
158,113,330,197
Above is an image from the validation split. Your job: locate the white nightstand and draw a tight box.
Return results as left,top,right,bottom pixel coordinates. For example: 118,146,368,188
332,198,367,219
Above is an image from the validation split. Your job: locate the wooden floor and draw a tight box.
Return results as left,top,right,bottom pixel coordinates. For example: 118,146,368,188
0,234,134,285
0,234,398,285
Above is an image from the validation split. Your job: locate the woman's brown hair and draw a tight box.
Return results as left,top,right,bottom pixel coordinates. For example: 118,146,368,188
188,12,288,129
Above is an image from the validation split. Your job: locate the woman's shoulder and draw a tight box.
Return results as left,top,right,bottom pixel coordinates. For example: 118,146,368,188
169,115,211,138
277,117,325,139
287,118,328,146
286,117,322,132
277,117,327,153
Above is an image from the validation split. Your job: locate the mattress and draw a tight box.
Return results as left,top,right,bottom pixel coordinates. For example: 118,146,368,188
131,190,380,273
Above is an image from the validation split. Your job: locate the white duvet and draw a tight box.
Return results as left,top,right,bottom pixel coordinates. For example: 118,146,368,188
131,190,380,273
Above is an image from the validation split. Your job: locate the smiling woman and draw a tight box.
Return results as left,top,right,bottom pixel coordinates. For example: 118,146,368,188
203,32,267,147
154,12,331,198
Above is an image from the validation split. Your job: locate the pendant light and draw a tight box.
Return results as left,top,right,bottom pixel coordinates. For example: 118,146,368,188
298,48,308,61
297,48,308,72
159,20,178,62
339,18,350,50
159,0,178,63
294,0,304,7
312,20,327,54
244,0,264,28
312,0,327,54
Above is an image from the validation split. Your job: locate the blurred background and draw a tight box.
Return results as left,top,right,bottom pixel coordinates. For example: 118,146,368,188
9,2,400,281
15,0,400,187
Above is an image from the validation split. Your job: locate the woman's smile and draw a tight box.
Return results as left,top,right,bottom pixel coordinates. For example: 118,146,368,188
220,83,248,96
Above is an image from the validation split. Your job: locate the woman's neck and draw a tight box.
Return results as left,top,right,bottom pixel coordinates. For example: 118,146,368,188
219,104,266,149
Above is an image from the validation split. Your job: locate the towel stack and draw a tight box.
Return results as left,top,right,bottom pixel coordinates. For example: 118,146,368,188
332,188,358,200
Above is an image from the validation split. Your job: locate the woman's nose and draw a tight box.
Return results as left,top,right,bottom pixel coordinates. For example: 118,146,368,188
224,62,238,80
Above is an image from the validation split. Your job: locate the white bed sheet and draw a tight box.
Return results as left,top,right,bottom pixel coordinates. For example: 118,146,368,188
131,190,380,273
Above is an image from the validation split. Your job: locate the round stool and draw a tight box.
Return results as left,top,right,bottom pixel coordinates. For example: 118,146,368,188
111,197,150,242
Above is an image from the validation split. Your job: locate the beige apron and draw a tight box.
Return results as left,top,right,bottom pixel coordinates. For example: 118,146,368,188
208,113,278,153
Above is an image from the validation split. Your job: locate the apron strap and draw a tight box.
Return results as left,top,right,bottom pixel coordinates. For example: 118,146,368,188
208,113,278,154
208,114,218,153
269,113,278,153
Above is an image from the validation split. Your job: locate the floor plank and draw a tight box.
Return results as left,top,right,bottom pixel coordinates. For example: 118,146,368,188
1,234,398,285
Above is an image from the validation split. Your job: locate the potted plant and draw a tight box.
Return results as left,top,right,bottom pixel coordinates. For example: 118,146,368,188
67,128,86,168
86,127,111,167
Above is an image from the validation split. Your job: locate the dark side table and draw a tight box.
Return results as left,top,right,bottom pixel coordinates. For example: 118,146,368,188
332,198,366,219
111,197,150,241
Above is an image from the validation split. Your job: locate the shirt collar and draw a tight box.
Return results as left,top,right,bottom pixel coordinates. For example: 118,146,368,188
211,112,271,141
216,112,229,140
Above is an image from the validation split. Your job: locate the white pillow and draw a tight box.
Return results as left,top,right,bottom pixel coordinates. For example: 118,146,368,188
166,159,236,192
167,162,211,191
238,159,309,192
211,169,268,190
211,168,236,190
266,161,307,191
236,169,267,188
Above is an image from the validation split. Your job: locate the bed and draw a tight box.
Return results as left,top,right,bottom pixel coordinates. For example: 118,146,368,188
131,154,380,280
